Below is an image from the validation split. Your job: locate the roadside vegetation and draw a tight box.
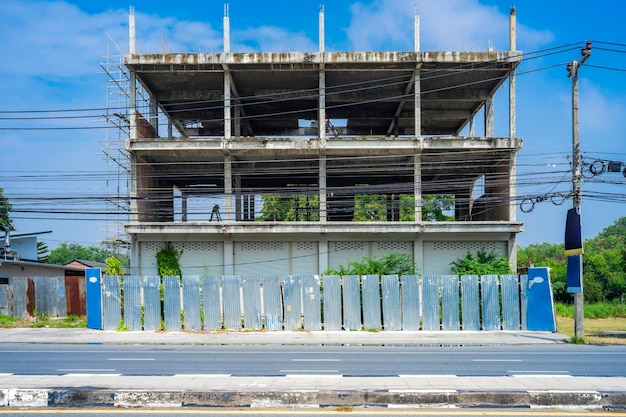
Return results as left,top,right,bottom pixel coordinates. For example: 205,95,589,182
0,313,85,328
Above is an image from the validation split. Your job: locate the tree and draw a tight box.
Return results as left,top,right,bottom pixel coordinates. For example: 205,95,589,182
259,193,319,221
37,241,49,263
450,249,512,275
0,188,14,231
156,244,182,277
47,242,109,265
104,256,125,276
326,252,416,276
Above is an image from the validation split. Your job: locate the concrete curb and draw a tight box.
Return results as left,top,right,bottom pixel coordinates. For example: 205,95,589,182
3,388,626,410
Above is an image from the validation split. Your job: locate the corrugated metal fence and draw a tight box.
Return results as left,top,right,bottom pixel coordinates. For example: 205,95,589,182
96,274,529,332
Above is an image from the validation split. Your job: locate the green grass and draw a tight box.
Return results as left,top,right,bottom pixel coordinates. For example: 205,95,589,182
0,314,86,329
555,301,626,319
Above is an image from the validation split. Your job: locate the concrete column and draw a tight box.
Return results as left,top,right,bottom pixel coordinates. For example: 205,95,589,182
484,97,494,137
224,70,231,140
318,6,326,140
414,70,421,140
414,237,424,276
223,5,231,140
129,7,135,55
414,7,422,142
318,240,328,275
234,175,241,221
224,155,232,222
181,192,187,222
128,7,137,140
509,153,517,222
319,154,327,222
469,117,475,137
414,153,422,222
224,240,234,275
509,7,517,139
129,154,138,223
150,95,158,138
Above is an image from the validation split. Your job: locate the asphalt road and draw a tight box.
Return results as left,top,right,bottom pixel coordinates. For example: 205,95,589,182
2,343,626,377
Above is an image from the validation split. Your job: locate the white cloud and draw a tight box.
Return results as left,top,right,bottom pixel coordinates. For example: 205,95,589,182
345,0,553,51
579,78,625,137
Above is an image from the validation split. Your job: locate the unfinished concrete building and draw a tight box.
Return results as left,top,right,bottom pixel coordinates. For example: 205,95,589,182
123,7,522,276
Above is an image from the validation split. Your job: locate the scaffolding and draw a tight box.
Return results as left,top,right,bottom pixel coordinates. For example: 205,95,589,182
100,38,149,257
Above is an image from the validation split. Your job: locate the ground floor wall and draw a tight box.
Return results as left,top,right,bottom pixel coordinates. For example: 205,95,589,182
132,232,516,277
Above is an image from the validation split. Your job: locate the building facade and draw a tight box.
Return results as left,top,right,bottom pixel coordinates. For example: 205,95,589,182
124,7,522,277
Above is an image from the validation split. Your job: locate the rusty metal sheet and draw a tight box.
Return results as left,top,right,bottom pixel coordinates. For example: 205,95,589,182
64,276,85,316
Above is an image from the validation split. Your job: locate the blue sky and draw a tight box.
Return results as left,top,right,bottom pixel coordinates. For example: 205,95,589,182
0,0,625,249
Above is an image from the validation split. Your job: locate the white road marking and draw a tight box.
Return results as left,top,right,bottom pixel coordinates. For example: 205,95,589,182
279,369,339,373
107,358,155,361
292,358,341,362
473,359,523,362
57,369,116,372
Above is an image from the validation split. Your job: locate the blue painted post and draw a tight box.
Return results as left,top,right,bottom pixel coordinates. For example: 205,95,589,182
85,268,103,330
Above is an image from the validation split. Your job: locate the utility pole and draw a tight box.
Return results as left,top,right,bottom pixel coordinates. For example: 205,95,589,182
567,41,591,339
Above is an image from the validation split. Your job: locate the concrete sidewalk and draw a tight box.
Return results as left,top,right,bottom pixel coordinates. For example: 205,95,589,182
1,328,626,410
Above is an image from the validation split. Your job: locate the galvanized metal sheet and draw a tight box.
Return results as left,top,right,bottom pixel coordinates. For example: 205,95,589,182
519,274,529,330
481,275,501,330
182,275,202,331
322,275,341,330
142,276,161,331
102,275,122,330
242,276,262,330
222,275,242,330
0,285,10,316
262,276,282,330
342,275,362,330
163,276,182,331
362,275,381,330
382,275,401,331
33,277,66,317
283,275,303,330
123,276,142,331
501,274,520,330
460,275,480,330
202,275,222,330
400,275,420,330
441,275,460,331
422,275,440,331
9,278,28,318
302,275,321,331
